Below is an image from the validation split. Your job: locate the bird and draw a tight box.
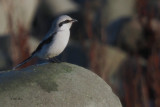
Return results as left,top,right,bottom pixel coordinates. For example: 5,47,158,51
13,15,77,70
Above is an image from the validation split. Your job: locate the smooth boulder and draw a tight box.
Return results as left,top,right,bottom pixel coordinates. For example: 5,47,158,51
0,63,122,107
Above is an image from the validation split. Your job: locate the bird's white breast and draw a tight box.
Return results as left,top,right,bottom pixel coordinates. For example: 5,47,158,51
46,30,70,58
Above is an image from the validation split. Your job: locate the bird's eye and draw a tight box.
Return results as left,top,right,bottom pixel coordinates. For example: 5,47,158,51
59,20,71,27
63,20,70,23
65,20,70,22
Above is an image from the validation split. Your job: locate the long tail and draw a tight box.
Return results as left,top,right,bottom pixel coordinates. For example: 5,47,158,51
12,55,34,70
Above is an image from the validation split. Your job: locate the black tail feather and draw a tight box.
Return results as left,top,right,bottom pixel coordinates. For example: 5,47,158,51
12,55,34,70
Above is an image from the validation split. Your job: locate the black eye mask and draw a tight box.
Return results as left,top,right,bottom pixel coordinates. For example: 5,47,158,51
59,20,71,27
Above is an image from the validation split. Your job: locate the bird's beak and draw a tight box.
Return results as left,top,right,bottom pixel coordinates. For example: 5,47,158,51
71,19,78,23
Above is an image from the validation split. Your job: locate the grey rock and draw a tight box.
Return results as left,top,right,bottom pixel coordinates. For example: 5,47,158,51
0,63,122,107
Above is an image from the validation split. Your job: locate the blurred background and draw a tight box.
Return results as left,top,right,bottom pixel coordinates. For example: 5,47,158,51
0,0,160,106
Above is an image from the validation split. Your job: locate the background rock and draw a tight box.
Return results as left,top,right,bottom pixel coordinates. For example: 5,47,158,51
102,0,135,25
0,0,38,35
0,63,122,107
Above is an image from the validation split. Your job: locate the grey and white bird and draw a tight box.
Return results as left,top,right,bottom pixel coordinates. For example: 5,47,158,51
13,15,77,70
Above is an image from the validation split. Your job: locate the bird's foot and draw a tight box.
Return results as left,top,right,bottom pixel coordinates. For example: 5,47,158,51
49,58,61,63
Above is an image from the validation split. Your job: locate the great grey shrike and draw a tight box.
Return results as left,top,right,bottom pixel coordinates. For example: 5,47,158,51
13,15,77,69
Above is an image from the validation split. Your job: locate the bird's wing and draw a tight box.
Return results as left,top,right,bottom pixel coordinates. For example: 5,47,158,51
32,31,57,55
13,32,57,70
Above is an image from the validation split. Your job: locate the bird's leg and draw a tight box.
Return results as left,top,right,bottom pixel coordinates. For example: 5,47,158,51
49,58,56,63
49,57,61,63
54,57,61,63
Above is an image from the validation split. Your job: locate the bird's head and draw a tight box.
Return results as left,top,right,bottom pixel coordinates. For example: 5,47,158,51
52,15,77,31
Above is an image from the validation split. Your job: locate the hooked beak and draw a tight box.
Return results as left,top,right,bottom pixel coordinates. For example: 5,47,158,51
71,19,78,23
